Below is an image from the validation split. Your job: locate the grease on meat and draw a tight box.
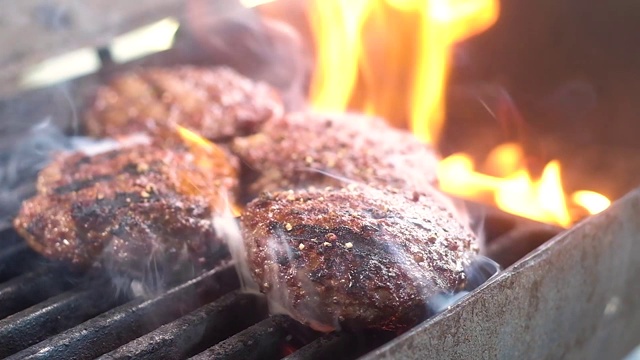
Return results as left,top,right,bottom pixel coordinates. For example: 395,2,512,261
13,141,238,278
232,112,440,198
85,66,283,141
241,185,478,332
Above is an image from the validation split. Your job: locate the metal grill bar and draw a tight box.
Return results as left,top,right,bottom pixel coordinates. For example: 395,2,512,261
0,266,78,319
485,225,561,267
189,315,297,360
0,242,44,282
99,291,268,360
0,280,125,357
283,331,396,360
7,262,239,360
467,203,563,268
283,332,358,360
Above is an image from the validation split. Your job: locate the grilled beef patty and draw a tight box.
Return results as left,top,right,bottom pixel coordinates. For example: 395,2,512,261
85,66,283,141
232,111,440,199
241,185,478,332
13,141,238,279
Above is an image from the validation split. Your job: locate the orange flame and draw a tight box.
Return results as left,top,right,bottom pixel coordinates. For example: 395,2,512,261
437,144,612,227
438,145,573,226
309,0,498,143
305,0,610,226
175,126,243,216
176,126,230,171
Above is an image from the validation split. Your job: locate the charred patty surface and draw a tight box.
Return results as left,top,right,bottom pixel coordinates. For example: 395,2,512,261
85,66,283,141
241,185,478,332
231,112,440,198
13,142,238,278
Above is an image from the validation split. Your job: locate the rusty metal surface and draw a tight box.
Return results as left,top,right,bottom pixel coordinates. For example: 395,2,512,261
363,188,640,360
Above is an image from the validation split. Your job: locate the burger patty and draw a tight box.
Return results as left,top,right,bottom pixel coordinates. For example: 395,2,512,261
241,184,478,332
13,140,238,279
84,66,284,142
232,111,440,199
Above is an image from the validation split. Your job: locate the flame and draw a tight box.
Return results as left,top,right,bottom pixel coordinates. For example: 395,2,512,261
438,145,611,227
176,126,229,170
175,126,242,216
572,190,611,215
309,0,498,142
304,0,610,226
437,147,571,227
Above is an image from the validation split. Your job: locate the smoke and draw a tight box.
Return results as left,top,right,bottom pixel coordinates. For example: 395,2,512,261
463,254,500,290
214,195,258,294
178,0,311,110
428,255,500,313
0,120,118,229
295,167,365,187
259,226,338,332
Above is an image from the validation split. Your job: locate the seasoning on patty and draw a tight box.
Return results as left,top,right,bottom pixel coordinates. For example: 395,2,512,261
85,66,283,142
232,111,440,198
241,184,478,332
14,139,238,279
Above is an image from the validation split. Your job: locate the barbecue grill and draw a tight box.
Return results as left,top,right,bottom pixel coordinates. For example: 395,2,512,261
3,194,639,359
2,0,640,359
0,206,551,359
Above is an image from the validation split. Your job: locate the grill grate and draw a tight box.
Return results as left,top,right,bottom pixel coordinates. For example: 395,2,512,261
100,291,268,360
0,206,561,360
0,277,123,357
190,315,297,360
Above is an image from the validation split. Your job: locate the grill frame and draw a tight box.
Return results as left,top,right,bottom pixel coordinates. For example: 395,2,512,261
363,188,640,360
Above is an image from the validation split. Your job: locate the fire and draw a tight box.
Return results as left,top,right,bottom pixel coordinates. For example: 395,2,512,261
572,191,611,215
176,126,228,170
437,145,612,226
309,0,497,142
175,126,243,216
304,0,610,226
438,145,573,226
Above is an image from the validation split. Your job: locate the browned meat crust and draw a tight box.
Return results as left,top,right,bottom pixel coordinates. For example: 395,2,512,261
241,184,478,332
231,112,440,198
84,66,284,141
13,142,238,278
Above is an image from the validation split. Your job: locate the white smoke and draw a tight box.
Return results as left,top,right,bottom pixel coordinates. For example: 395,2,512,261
0,120,119,229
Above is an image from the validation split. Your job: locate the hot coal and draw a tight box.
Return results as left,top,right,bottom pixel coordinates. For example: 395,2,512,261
240,184,479,332
12,141,238,286
84,66,284,142
231,111,440,199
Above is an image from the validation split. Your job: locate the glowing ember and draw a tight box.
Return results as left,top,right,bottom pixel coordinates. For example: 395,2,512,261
281,343,298,357
304,0,611,226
